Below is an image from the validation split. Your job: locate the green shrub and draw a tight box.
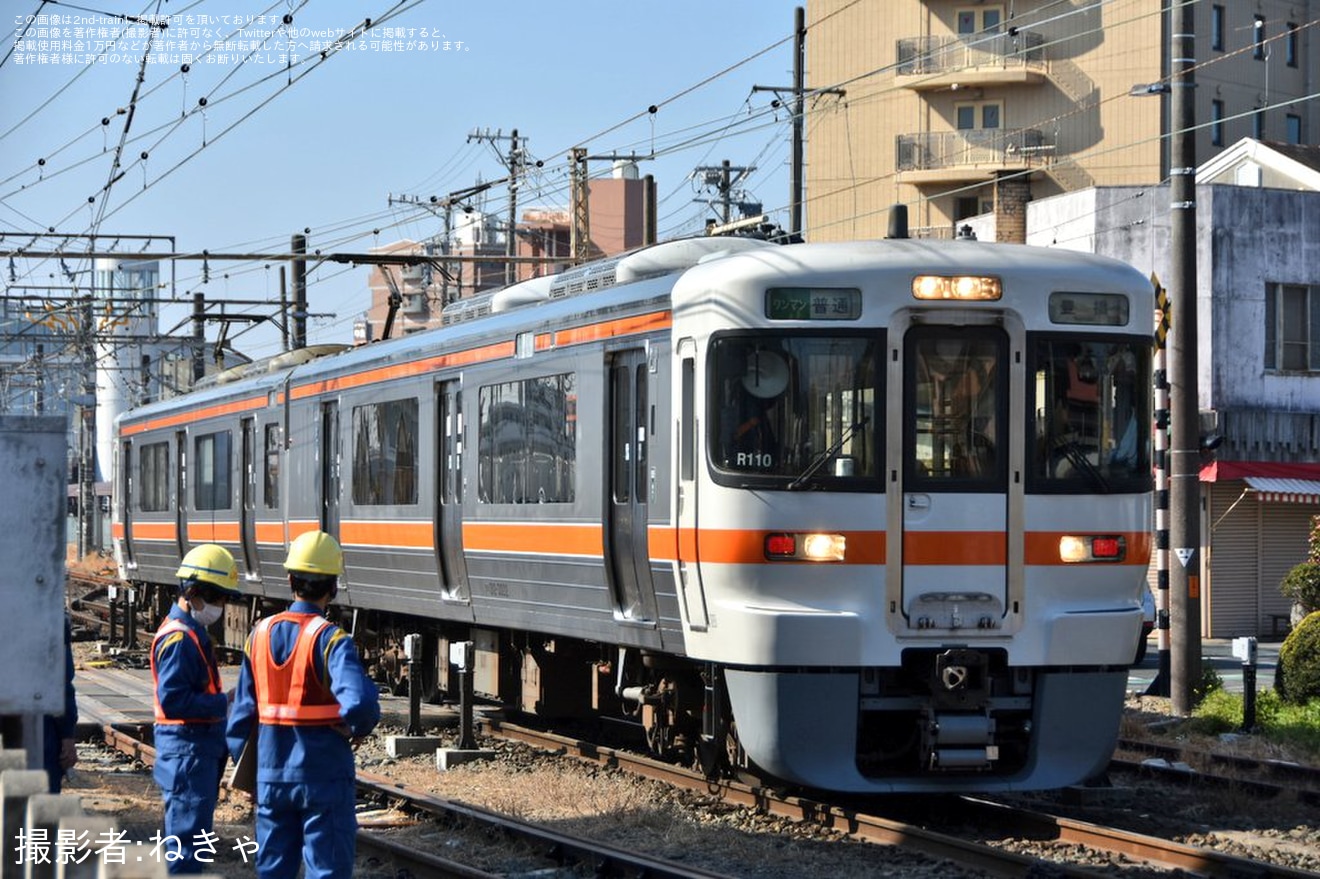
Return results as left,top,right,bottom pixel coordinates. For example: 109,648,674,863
1277,611,1320,705
1281,515,1320,614
1280,562,1320,614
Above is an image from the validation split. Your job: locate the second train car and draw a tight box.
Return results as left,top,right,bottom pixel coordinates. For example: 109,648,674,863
113,233,1154,793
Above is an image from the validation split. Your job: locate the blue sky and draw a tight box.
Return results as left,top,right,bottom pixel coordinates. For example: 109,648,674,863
2,1,801,357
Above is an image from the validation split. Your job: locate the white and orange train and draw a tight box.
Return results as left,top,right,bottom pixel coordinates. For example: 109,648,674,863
113,232,1153,793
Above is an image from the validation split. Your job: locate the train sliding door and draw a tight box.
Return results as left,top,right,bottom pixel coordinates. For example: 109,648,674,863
118,439,135,568
174,430,188,558
605,349,657,623
436,380,470,601
900,324,1013,631
239,418,258,574
320,401,340,535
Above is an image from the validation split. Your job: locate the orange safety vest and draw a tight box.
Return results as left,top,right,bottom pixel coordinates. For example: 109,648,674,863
150,617,223,724
249,612,343,726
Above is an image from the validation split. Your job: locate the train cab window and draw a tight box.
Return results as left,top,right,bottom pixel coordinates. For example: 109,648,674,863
905,328,1006,489
1028,337,1152,493
709,334,881,489
193,431,232,511
351,398,419,506
263,424,280,508
139,441,170,512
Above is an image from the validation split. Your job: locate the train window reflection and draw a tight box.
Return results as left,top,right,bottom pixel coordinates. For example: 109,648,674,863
350,398,419,506
1029,337,1152,492
710,334,880,486
907,330,1004,486
263,424,280,509
478,373,577,504
193,430,232,511
139,441,169,512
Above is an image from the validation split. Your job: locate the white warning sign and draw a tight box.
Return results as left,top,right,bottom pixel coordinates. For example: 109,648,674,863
1175,548,1195,568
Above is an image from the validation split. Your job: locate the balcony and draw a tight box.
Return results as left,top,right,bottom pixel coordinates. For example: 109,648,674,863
896,32,1047,90
896,129,1054,185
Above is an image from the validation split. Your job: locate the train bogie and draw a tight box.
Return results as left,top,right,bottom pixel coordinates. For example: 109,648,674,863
113,234,1153,793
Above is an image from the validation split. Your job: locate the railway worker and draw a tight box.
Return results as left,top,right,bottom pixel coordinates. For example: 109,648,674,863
150,543,242,874
225,530,380,879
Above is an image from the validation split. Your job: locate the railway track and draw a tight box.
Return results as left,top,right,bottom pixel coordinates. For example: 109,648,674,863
482,718,1318,879
95,724,735,879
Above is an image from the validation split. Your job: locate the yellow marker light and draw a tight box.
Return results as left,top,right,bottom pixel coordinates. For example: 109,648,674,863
1059,536,1089,563
912,275,1003,301
801,533,847,562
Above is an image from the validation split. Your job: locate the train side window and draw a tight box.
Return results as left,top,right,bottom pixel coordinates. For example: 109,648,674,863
478,373,577,505
139,441,170,512
680,357,695,481
263,424,280,508
351,398,419,506
194,430,232,511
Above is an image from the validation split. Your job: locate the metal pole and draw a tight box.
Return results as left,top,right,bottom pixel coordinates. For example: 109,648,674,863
1168,0,1202,714
790,6,805,240
457,641,476,751
291,234,307,350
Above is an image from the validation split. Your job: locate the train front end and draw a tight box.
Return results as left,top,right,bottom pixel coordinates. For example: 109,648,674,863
672,239,1153,793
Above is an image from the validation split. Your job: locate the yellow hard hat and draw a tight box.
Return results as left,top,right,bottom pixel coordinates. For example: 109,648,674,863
176,544,241,598
284,531,344,577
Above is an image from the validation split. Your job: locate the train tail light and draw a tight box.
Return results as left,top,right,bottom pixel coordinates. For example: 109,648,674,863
765,533,847,562
1059,535,1126,563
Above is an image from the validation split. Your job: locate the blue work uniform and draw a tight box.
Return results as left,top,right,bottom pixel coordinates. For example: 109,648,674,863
150,605,229,875
225,601,380,879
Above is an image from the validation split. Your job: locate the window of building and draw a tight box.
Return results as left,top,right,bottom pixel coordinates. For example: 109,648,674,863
1254,109,1266,140
956,102,1001,130
478,373,576,504
1286,22,1298,67
263,423,280,508
194,431,232,511
1288,114,1303,144
1254,15,1266,60
957,7,1002,34
1211,5,1225,52
1211,100,1225,146
351,398,419,506
1265,284,1320,372
139,442,169,512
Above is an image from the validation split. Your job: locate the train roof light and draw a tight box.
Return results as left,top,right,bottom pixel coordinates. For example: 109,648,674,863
912,275,1002,301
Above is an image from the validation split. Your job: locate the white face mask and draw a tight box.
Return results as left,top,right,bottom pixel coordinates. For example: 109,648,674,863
190,602,223,627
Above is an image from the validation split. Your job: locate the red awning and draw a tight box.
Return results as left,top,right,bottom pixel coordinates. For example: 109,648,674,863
1200,460,1320,481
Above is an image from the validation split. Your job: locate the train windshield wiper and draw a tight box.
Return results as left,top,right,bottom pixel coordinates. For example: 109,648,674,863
787,417,868,491
1053,438,1111,493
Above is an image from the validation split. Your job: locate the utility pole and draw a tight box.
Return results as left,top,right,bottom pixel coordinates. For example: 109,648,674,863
1167,0,1202,714
753,6,844,241
693,160,756,226
77,291,96,559
569,148,590,264
389,179,502,303
468,128,527,285
291,233,307,350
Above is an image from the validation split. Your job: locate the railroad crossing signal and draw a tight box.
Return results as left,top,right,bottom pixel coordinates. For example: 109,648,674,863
1152,272,1170,351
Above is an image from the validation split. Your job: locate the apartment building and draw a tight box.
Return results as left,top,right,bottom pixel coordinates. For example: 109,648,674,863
806,0,1317,241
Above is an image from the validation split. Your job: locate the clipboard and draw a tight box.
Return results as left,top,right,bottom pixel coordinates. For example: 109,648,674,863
226,733,257,793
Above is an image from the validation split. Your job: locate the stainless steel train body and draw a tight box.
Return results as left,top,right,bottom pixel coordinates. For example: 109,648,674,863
113,235,1154,793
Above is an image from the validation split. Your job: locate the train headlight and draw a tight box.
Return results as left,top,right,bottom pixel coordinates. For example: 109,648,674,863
1059,535,1126,563
912,275,1002,301
764,533,847,562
